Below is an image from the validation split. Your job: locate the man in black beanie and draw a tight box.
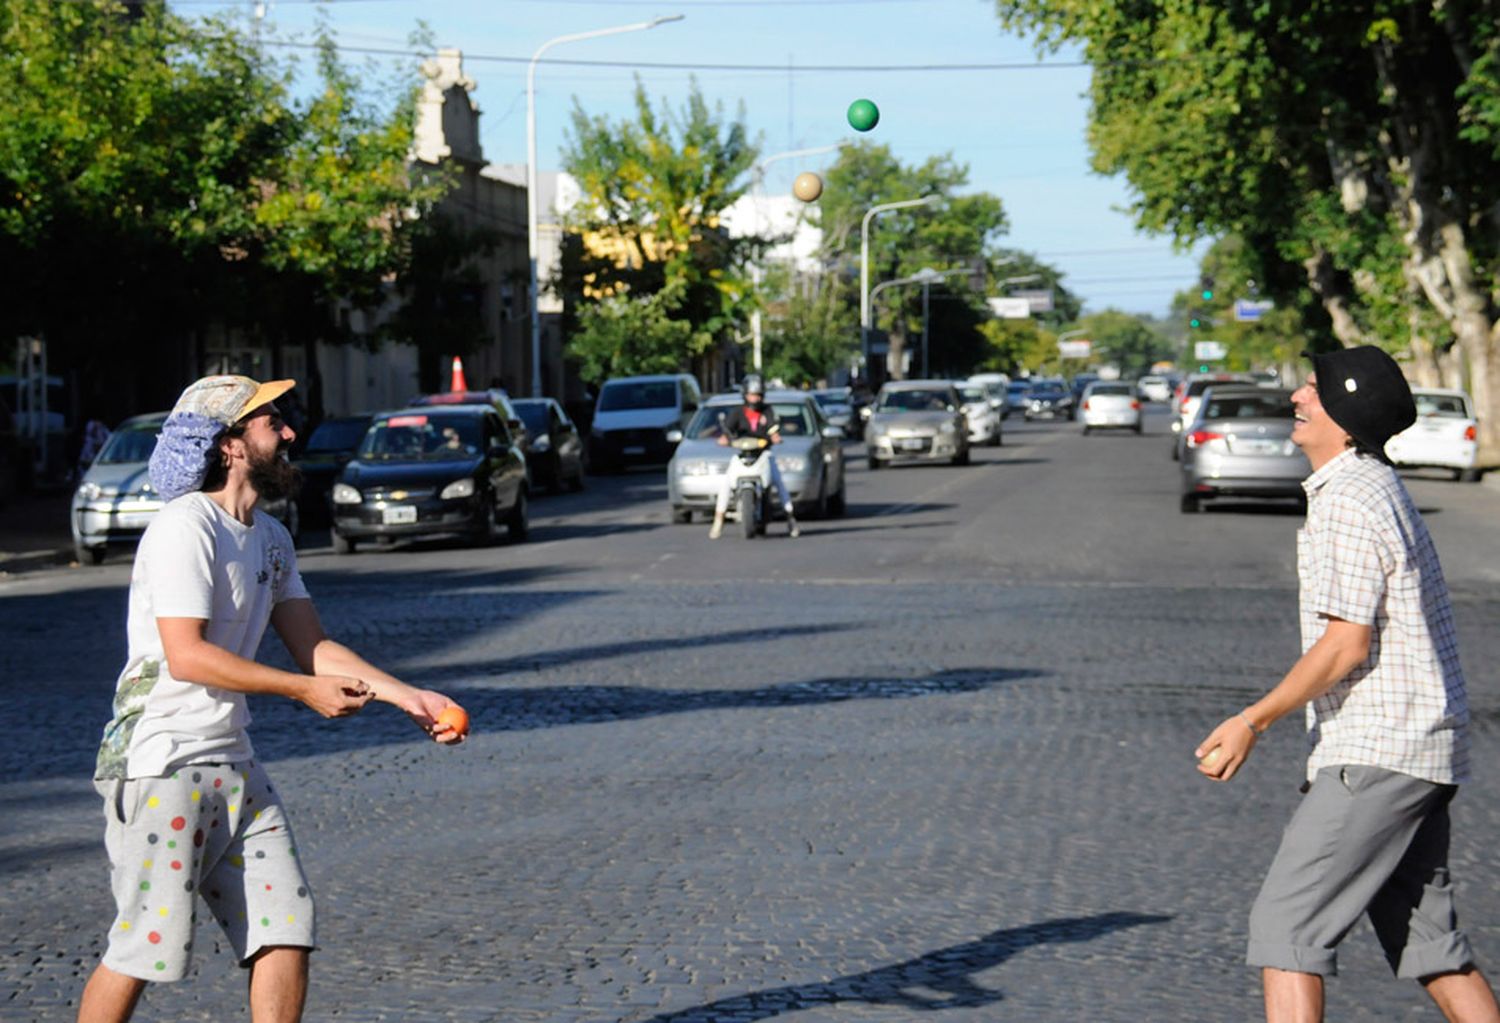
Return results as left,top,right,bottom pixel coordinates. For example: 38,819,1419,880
1195,346,1499,1022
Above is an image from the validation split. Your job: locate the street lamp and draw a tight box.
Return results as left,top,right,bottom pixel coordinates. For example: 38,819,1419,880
868,266,967,379
527,14,685,397
746,143,842,373
860,195,941,377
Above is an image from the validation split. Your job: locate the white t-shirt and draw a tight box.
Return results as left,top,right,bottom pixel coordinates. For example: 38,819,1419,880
95,492,309,780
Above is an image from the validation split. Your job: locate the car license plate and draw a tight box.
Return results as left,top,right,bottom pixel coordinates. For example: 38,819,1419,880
623,445,646,456
382,505,417,525
1236,439,1281,455
900,438,926,451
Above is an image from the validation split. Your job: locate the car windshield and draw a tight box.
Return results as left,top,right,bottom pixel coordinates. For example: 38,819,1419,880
305,418,370,454
878,389,952,411
812,391,849,407
512,401,551,433
1414,394,1470,418
599,380,677,412
958,386,987,402
1007,383,1029,396
1089,384,1133,397
358,413,483,461
686,402,814,440
1203,393,1294,420
95,423,162,465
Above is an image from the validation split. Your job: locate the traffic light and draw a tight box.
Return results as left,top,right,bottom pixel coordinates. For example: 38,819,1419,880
1189,315,1203,329
1200,274,1215,302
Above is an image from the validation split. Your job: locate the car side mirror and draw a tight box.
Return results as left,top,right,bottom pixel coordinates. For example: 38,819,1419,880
665,428,684,444
335,452,352,466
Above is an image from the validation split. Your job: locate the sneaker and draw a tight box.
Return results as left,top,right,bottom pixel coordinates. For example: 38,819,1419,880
787,518,801,539
708,518,723,539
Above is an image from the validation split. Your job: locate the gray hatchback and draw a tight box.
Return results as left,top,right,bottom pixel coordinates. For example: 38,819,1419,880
1179,387,1310,513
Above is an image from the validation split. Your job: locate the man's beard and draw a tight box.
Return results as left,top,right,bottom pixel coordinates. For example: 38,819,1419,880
248,445,302,501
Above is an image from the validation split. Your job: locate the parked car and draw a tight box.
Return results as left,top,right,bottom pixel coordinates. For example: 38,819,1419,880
967,372,1012,419
1080,381,1143,434
667,389,846,523
1171,373,1258,458
71,412,299,565
1137,374,1172,403
956,381,1002,446
865,380,970,468
588,373,701,473
292,413,374,528
409,388,530,455
512,397,587,492
329,404,528,553
1385,388,1482,481
1022,379,1071,421
1179,387,1309,513
811,387,857,437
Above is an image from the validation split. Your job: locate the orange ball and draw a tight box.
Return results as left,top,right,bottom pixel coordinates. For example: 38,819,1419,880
436,705,469,738
793,172,823,202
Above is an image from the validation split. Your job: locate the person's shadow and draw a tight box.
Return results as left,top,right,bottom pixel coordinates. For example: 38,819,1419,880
638,911,1171,1021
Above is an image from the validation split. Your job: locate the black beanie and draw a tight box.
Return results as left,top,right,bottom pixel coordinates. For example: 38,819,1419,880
1305,346,1416,455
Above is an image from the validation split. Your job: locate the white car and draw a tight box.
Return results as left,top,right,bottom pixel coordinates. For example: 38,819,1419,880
1385,388,1481,481
955,382,1002,446
1137,375,1172,403
1080,381,1142,434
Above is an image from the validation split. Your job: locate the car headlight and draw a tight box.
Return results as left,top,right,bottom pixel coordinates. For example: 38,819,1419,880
440,478,476,500
530,435,551,453
939,421,957,434
680,460,718,476
77,482,102,502
332,483,363,505
778,455,807,473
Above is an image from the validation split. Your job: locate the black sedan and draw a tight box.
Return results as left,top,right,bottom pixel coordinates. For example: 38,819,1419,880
511,397,586,492
292,413,373,528
328,405,528,554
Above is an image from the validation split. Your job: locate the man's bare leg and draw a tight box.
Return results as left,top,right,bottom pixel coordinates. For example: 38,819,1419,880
1263,967,1324,1023
247,946,309,1023
1423,966,1500,1023
76,963,146,1023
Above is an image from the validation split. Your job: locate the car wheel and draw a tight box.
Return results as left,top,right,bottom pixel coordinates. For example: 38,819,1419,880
1180,493,1202,514
1082,426,1091,436
472,500,499,546
828,478,847,517
989,430,1001,447
867,456,881,471
1134,422,1143,435
76,543,106,566
952,448,970,466
671,506,693,524
1460,468,1482,483
506,489,529,542
569,465,586,492
1170,442,1180,462
811,473,830,519
332,531,357,555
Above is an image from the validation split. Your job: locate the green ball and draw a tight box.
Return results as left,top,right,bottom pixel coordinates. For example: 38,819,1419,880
847,98,880,132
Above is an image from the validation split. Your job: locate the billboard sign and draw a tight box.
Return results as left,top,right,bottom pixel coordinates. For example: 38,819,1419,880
987,297,1032,319
1233,299,1275,322
1058,339,1092,359
1194,340,1227,360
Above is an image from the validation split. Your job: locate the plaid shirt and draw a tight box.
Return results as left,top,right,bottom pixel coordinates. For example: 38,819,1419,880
1297,449,1469,784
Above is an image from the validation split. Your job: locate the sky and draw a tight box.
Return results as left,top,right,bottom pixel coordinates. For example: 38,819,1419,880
189,0,1207,318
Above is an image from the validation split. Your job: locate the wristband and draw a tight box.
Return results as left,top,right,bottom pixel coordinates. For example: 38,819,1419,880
1239,710,1265,736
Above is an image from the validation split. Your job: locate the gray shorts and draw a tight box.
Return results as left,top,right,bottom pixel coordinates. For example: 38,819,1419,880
1247,765,1473,979
95,760,315,981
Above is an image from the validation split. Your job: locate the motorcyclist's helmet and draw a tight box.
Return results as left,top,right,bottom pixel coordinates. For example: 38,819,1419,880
741,374,765,397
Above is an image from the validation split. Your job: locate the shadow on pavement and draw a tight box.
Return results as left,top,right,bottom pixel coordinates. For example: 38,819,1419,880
840,502,955,520
637,911,1172,1021
244,666,1043,763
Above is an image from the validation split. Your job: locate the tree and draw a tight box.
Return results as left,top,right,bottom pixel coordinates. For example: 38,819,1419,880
0,1,449,419
558,80,759,383
994,0,1500,452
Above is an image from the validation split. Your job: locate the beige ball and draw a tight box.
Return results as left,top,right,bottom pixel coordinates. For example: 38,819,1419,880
793,172,824,202
1199,747,1222,767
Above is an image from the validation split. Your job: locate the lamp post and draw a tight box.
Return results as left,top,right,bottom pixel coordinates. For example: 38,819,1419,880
868,266,966,379
746,143,841,374
860,195,940,378
527,15,684,397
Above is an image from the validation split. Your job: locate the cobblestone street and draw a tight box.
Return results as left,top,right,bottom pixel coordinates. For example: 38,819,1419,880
5,414,1500,1021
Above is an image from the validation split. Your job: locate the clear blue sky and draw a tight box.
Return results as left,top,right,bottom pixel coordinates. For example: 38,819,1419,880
191,0,1206,317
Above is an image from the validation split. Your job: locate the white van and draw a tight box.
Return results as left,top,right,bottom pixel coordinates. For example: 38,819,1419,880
588,373,702,472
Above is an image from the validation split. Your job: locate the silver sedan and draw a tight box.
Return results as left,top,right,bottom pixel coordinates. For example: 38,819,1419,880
864,381,970,469
1179,387,1309,513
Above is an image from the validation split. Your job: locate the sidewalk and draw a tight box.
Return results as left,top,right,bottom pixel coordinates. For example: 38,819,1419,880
0,489,80,576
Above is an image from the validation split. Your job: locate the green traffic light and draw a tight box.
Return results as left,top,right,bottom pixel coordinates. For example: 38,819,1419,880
1190,317,1202,328
1201,289,1214,301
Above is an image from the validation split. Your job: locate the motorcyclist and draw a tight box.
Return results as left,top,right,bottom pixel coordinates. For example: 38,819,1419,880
709,375,800,539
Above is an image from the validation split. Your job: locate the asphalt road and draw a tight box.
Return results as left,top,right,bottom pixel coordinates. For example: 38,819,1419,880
4,406,1500,1021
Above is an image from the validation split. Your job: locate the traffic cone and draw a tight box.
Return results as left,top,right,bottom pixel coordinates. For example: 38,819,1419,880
449,356,468,392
